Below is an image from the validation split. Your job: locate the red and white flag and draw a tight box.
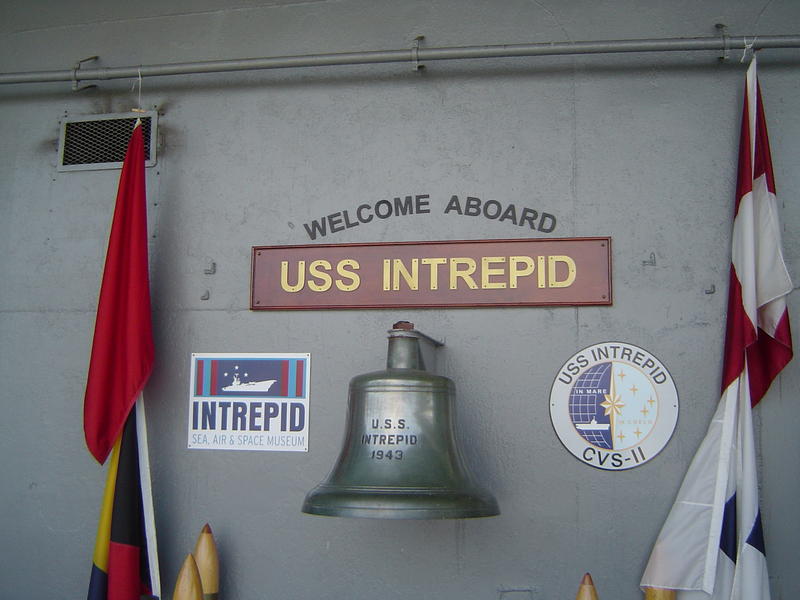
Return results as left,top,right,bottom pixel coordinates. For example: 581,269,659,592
640,57,792,599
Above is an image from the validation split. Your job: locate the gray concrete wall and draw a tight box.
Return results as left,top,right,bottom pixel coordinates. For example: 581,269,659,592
1,1,799,598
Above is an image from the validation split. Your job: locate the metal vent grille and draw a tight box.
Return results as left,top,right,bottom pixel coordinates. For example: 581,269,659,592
58,111,158,171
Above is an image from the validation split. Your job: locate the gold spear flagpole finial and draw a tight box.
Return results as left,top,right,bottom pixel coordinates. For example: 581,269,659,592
173,554,203,600
575,573,599,600
193,523,220,600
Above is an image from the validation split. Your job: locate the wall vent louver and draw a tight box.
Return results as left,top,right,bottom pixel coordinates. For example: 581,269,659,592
57,111,158,171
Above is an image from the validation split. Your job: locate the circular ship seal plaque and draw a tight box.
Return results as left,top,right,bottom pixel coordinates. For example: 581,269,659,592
550,342,678,470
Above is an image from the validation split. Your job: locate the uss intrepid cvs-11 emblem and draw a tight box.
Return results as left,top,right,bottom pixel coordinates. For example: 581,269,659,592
549,342,678,470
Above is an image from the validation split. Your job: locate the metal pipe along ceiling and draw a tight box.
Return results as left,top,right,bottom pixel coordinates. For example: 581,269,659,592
1,33,799,86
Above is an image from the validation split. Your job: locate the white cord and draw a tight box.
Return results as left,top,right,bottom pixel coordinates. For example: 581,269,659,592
137,67,142,110
741,37,756,63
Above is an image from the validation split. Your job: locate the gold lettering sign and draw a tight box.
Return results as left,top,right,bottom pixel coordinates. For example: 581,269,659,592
251,238,611,310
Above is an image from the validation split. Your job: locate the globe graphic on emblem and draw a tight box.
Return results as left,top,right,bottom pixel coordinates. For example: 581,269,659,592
568,361,658,451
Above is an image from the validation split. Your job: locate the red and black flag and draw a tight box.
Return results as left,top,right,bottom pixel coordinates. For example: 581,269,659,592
88,412,153,600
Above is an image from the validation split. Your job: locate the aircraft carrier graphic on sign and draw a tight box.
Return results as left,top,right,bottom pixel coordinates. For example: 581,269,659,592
574,419,610,431
221,368,276,393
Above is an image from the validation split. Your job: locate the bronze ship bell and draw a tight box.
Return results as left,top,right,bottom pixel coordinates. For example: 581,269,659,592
302,321,499,519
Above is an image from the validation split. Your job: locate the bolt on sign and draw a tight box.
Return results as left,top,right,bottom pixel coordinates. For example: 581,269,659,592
251,238,611,310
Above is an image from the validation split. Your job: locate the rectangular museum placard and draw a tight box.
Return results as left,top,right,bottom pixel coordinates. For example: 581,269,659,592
251,237,611,310
188,353,310,452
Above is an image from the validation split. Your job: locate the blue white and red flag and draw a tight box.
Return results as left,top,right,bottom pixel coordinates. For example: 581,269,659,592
640,57,792,600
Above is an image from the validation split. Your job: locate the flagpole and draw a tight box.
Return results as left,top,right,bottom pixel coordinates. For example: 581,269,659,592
643,588,675,599
136,395,162,599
